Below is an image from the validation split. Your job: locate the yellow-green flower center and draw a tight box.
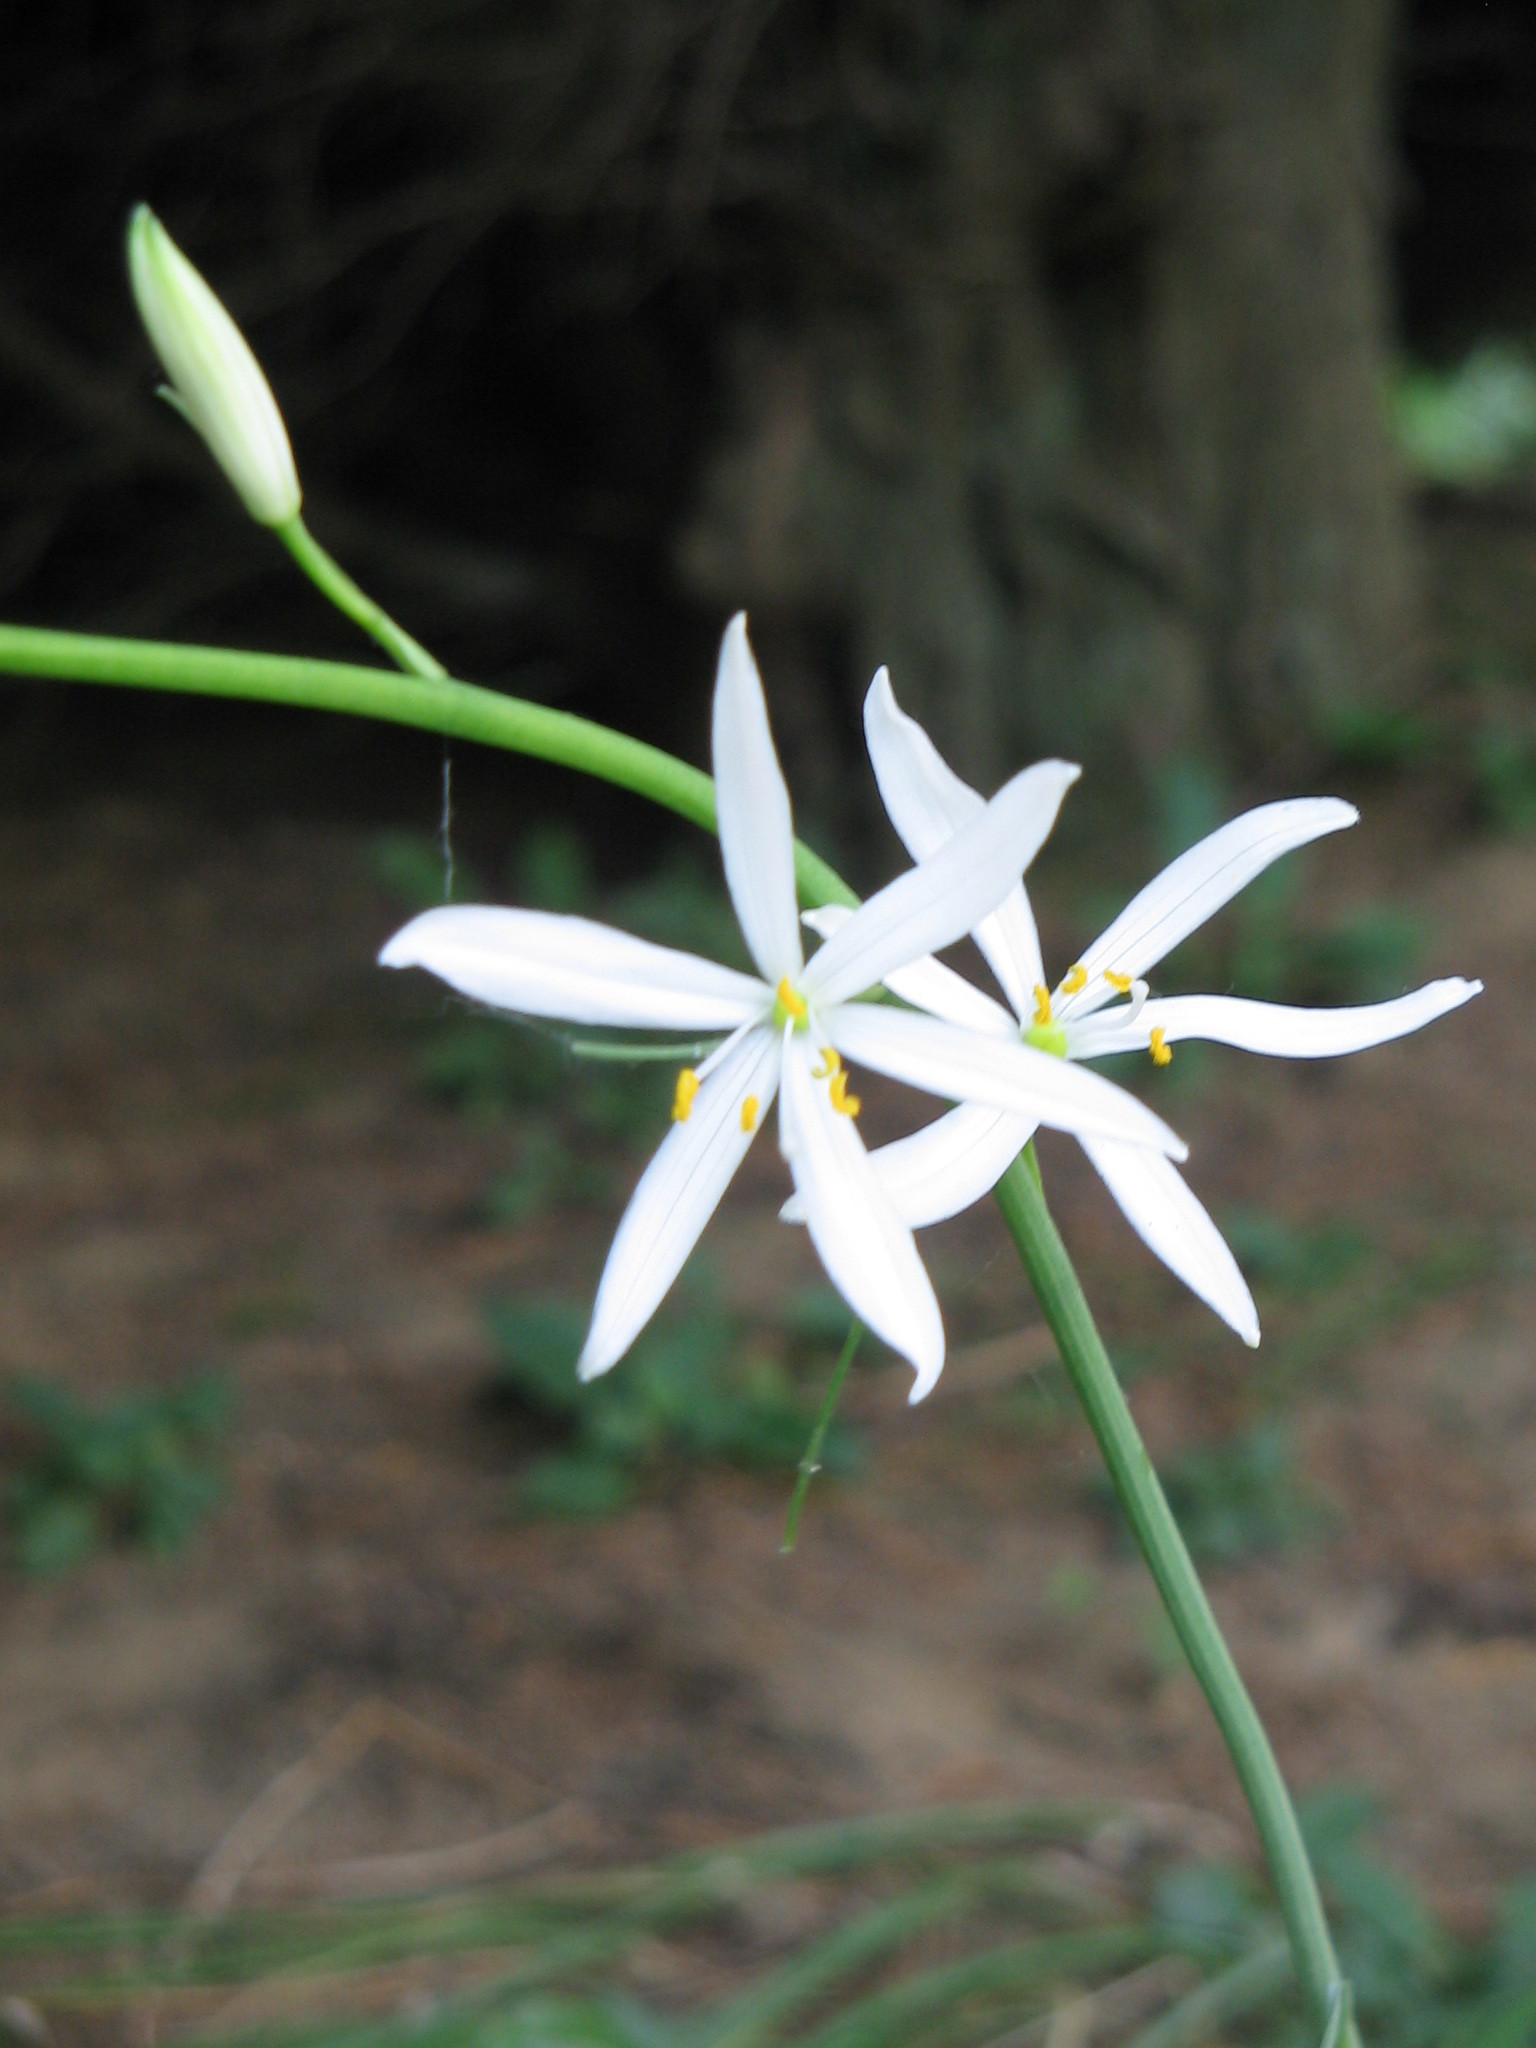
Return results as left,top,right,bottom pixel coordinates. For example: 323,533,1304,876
773,976,811,1032
1023,1022,1068,1059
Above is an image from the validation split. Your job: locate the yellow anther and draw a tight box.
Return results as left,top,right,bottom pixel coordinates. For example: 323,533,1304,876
775,976,808,1023
829,1069,861,1117
1032,984,1053,1027
812,1046,841,1080
672,1067,700,1121
740,1094,760,1133
1105,970,1133,995
1149,1027,1172,1067
1061,964,1088,995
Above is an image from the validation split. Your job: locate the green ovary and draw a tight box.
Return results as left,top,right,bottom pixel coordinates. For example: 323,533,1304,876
1024,1022,1069,1059
772,976,812,1032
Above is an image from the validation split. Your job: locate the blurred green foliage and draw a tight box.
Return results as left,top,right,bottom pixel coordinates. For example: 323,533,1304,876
371,829,482,910
1155,1790,1536,2046
1221,1212,1373,1299
1089,1419,1327,1567
7,1790,1536,2045
1311,669,1536,849
1390,344,1536,489
1319,703,1443,775
1221,868,1421,1011
1090,1199,1492,1401
3,1373,227,1574
1157,1424,1330,1566
1159,666,1536,860
512,821,593,915
1259,1222,1497,1391
1472,719,1536,835
480,1125,612,1226
487,1288,861,1518
411,1012,672,1144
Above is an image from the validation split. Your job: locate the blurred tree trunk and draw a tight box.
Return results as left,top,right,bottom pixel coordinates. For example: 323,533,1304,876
680,0,1416,788
2,0,1415,797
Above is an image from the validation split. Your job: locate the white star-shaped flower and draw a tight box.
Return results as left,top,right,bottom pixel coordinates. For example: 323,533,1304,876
791,670,1482,1347
381,617,1185,1398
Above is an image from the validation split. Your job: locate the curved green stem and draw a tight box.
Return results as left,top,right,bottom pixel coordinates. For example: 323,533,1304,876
993,1145,1356,2047
0,617,1350,2036
0,624,856,912
277,517,447,680
782,1319,862,1554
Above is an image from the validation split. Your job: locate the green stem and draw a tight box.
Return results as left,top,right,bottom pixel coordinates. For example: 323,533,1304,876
0,624,856,913
992,1146,1355,2047
782,1319,862,1553
277,517,447,680
0,617,1351,2036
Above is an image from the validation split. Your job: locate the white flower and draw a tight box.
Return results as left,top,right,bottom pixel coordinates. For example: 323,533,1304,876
127,205,302,528
381,616,1187,1400
790,670,1483,1347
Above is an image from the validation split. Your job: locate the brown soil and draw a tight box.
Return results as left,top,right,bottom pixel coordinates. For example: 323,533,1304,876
0,778,1528,1936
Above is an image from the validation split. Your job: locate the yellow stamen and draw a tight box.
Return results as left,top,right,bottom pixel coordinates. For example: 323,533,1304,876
672,1067,700,1121
1061,964,1088,995
776,976,808,1023
1032,984,1053,1027
829,1070,861,1117
1105,970,1133,995
1149,1027,1172,1067
740,1094,760,1133
812,1046,841,1080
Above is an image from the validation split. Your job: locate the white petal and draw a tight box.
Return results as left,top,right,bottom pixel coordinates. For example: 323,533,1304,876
801,904,851,942
803,906,1016,1037
579,1027,780,1377
864,668,1057,1010
823,1003,1187,1157
883,956,1021,1037
784,1102,1036,1230
804,758,1080,1011
863,666,986,852
1080,1138,1259,1347
1058,798,1359,1020
975,893,1048,1022
1069,978,1483,1061
380,906,767,1031
778,1033,945,1400
711,614,803,985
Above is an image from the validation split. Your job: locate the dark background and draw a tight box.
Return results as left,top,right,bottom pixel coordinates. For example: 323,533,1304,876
4,0,1536,868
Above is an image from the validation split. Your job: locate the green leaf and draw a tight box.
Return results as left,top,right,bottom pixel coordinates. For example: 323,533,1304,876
1390,344,1536,487
515,1455,635,1520
14,1493,104,1575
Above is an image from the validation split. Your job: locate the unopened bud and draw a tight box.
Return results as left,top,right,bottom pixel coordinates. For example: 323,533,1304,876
127,204,301,527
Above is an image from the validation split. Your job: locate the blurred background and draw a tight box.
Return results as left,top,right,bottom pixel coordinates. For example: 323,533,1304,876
3,3,1536,2042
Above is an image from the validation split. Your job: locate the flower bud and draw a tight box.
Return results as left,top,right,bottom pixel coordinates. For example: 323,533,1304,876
127,204,301,528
